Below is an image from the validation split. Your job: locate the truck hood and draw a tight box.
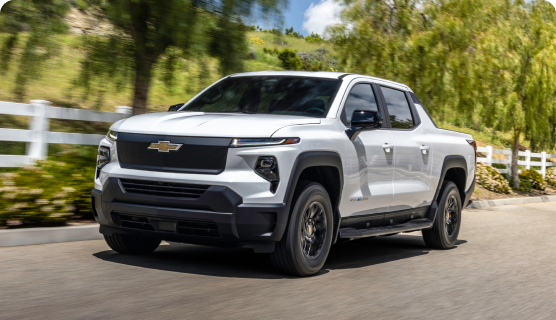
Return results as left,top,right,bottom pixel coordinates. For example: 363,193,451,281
112,112,321,137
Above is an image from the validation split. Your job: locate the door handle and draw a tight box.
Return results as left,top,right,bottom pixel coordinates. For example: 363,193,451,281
420,145,430,154
382,143,393,153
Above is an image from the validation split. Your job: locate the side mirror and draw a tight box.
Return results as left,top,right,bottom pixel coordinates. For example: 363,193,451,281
168,103,184,112
346,110,383,141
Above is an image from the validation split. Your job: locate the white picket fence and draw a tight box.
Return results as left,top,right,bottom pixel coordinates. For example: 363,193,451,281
0,100,131,167
477,146,556,178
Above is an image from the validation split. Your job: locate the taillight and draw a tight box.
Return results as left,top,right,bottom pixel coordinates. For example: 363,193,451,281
467,140,477,164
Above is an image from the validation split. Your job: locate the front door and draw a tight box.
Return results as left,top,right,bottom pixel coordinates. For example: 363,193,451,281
342,83,395,220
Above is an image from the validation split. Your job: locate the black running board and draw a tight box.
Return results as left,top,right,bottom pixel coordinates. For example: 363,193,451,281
339,218,433,239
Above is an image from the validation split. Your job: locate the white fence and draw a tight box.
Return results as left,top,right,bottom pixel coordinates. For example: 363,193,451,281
2,101,556,175
477,146,556,177
0,100,131,167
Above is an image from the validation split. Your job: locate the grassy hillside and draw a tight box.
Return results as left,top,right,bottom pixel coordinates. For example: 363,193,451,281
0,31,544,154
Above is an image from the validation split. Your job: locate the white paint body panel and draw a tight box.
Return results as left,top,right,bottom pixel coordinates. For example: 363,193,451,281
97,71,475,218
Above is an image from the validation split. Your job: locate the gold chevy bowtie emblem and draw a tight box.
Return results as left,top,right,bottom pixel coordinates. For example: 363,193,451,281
148,141,183,153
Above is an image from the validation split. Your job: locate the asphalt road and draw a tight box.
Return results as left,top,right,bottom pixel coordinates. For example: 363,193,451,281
1,202,556,320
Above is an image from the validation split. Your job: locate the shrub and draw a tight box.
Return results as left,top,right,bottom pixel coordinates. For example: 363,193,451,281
297,48,337,71
305,32,324,43
0,152,95,227
277,48,302,70
475,163,511,194
285,27,304,39
546,167,556,188
518,179,533,193
519,169,547,191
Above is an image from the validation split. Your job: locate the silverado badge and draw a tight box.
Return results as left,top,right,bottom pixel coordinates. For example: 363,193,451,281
148,141,183,152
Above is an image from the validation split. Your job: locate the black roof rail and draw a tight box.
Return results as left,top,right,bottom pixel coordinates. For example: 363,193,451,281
338,73,352,79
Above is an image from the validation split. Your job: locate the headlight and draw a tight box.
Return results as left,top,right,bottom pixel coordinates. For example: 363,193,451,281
229,138,300,148
97,146,111,170
106,130,118,142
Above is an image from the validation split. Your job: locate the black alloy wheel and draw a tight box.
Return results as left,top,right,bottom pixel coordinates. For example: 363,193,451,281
300,201,327,260
444,194,459,238
270,182,334,276
422,181,462,249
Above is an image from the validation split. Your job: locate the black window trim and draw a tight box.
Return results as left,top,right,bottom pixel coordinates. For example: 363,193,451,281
376,84,420,132
340,81,390,129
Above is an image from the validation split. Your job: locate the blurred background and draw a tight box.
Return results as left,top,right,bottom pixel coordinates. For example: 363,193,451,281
1,0,556,229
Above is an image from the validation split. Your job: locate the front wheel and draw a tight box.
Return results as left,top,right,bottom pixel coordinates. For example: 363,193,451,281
422,181,462,249
270,182,334,276
104,233,161,255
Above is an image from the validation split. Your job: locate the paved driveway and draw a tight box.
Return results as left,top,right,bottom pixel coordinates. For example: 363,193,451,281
1,202,556,319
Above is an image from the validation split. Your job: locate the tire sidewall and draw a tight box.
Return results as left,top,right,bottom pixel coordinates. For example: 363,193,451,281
436,182,462,247
286,183,334,275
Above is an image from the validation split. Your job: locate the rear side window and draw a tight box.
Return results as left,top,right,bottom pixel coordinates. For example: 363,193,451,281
381,86,414,129
410,92,437,128
343,84,378,123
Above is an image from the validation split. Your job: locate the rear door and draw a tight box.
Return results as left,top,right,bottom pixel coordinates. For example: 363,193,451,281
341,83,394,221
378,86,434,211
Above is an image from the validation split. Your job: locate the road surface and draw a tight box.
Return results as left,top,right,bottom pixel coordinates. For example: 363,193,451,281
1,202,556,319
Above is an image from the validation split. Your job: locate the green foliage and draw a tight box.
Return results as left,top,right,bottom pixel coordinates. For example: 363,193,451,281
475,163,511,194
0,152,96,227
298,48,337,71
518,179,533,193
277,48,302,70
75,0,287,115
305,32,324,43
285,27,304,39
0,0,70,100
546,167,556,188
519,169,547,191
331,0,556,185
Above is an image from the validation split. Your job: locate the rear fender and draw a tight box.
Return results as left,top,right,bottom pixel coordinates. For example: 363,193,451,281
427,155,468,223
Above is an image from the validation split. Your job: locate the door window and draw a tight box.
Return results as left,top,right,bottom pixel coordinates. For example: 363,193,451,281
343,84,378,124
381,87,414,129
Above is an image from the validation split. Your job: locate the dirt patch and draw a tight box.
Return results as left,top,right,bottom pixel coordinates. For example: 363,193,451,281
471,183,556,201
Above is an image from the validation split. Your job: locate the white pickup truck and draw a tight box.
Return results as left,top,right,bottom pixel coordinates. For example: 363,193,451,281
93,71,476,276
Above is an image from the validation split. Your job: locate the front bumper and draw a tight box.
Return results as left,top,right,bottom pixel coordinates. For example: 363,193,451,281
92,178,290,248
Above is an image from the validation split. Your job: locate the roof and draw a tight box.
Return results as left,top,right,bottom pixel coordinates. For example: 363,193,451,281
229,71,411,91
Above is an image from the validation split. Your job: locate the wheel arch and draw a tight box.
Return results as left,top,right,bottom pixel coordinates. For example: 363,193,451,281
283,151,344,243
428,155,471,222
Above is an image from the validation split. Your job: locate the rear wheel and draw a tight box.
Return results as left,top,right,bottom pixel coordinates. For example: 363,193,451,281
422,181,462,249
104,233,161,255
270,182,333,277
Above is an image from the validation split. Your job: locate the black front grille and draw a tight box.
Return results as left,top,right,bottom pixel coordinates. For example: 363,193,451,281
117,133,231,174
113,213,221,238
120,179,210,199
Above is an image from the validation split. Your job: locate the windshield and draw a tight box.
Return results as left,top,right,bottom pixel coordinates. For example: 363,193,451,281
181,76,342,118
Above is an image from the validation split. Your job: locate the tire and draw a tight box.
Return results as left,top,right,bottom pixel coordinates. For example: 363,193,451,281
104,233,161,255
422,181,462,249
270,182,334,277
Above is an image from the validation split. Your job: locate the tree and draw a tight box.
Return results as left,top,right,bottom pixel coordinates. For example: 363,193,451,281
0,0,70,100
475,0,556,187
330,0,556,187
78,0,287,115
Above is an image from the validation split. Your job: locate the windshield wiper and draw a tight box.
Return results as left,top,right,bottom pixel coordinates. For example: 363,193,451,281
241,110,257,114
